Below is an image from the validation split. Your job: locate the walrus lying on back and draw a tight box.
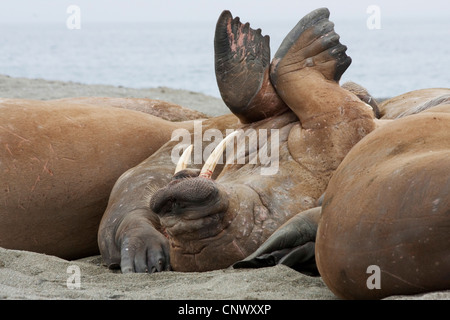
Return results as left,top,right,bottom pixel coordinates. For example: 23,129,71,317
1,7,448,300
99,7,378,274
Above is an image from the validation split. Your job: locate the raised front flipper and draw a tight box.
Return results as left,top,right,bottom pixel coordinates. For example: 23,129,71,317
233,207,321,276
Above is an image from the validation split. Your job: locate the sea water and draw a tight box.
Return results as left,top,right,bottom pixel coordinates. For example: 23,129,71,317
0,18,448,100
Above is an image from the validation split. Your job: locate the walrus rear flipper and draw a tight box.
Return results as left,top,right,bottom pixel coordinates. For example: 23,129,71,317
233,207,321,276
214,10,288,123
270,7,352,86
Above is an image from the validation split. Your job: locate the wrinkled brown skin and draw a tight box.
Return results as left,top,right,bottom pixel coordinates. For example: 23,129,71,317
98,114,242,272
144,8,376,272
233,207,322,275
0,98,190,259
317,112,450,299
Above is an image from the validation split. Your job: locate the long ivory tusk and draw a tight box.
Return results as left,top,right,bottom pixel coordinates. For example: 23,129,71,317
199,131,239,179
174,144,193,174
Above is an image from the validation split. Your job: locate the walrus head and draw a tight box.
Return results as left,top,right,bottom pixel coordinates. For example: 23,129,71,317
150,134,234,243
149,127,300,272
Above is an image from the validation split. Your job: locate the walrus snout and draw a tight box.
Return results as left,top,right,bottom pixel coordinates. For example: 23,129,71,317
150,177,219,216
150,176,230,241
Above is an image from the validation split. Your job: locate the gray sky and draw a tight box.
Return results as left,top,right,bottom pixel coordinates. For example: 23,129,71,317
0,0,449,23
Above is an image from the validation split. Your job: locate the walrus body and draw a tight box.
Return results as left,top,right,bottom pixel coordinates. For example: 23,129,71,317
0,99,186,259
99,8,377,273
52,97,208,122
317,112,450,299
378,88,450,119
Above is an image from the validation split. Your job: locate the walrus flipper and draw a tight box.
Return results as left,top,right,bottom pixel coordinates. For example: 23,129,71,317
271,7,352,86
214,10,287,123
233,207,320,276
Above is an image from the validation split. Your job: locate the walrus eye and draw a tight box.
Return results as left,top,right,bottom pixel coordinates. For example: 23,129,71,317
199,131,239,179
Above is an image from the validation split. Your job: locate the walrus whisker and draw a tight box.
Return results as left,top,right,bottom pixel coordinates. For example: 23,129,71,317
174,144,193,174
199,131,239,179
143,184,164,205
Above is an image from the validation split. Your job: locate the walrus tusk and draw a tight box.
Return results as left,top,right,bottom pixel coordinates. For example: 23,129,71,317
174,144,193,174
199,131,239,179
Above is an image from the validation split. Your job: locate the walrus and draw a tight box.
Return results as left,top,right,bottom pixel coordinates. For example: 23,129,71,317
51,97,209,122
341,81,380,118
98,8,378,273
378,88,450,119
0,98,197,259
236,110,450,299
316,111,450,299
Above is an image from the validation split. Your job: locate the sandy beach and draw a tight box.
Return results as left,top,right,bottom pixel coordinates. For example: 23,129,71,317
0,74,229,117
0,74,448,300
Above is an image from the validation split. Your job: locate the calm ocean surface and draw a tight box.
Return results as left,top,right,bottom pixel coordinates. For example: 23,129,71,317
0,17,449,99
